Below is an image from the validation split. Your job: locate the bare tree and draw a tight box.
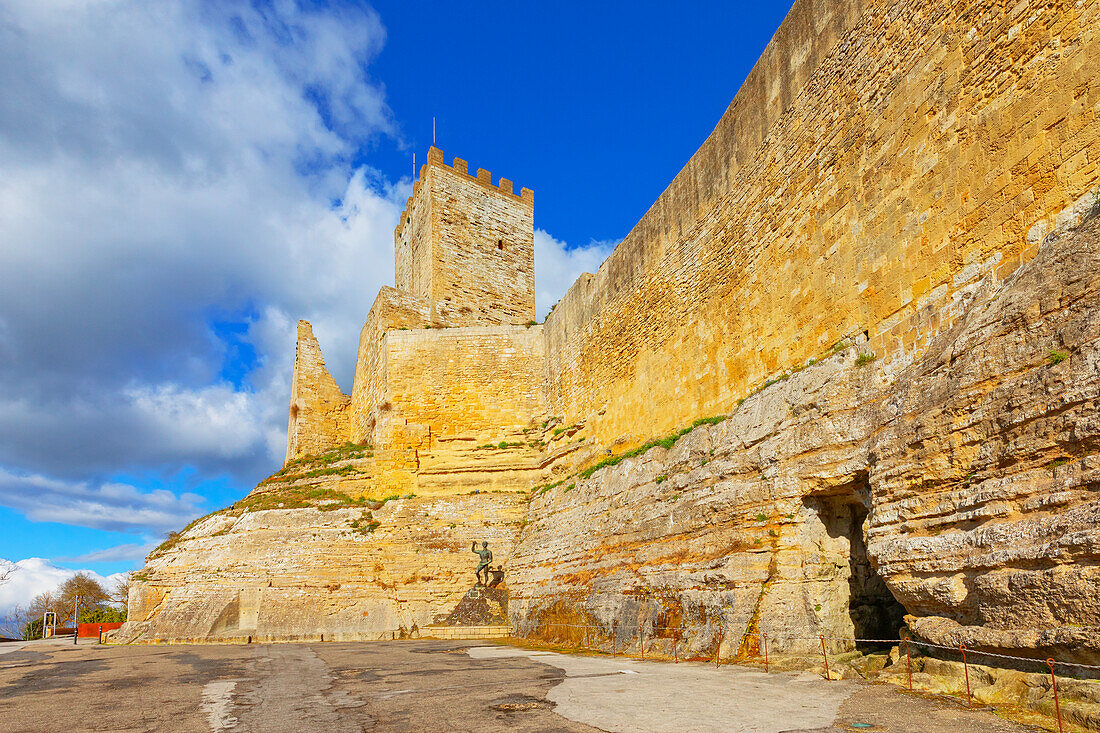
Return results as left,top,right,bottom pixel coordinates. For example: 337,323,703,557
27,591,54,620
110,572,132,608
0,563,16,636
56,572,109,625
0,603,26,640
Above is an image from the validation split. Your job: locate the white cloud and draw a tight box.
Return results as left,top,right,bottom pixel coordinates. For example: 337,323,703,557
0,468,203,534
534,229,616,319
0,0,403,492
124,383,268,460
0,558,127,618
0,0,615,550
60,543,156,564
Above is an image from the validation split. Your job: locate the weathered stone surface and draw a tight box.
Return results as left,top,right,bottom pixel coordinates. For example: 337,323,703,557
128,0,1100,661
507,211,1100,659
507,346,884,658
869,209,1100,661
118,475,526,642
285,321,351,462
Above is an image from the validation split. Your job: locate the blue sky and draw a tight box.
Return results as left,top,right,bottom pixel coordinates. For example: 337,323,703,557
0,0,792,609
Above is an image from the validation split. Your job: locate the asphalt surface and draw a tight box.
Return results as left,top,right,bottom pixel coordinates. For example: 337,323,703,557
0,638,1039,732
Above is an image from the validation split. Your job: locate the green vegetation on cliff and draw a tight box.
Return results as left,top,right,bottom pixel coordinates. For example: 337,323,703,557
262,441,373,485
148,443,382,560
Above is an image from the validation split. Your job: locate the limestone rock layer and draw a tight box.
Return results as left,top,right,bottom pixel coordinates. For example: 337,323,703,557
507,214,1100,661
121,490,526,643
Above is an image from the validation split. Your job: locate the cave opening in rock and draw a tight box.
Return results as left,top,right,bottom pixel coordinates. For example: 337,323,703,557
812,479,907,648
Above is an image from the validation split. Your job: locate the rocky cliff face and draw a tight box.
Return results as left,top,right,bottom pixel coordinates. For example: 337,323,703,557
869,207,1100,661
118,443,529,643
506,209,1100,661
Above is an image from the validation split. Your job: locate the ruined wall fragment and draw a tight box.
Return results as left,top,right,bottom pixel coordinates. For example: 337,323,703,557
285,321,351,463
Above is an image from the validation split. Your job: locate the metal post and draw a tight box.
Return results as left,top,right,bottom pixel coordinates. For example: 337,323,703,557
762,633,768,672
98,625,103,645
1047,659,1063,732
820,636,830,679
959,644,971,707
905,638,912,691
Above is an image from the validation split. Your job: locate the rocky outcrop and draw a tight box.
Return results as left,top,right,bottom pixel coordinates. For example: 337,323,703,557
117,443,529,643
507,345,885,658
869,204,1100,662
506,209,1100,661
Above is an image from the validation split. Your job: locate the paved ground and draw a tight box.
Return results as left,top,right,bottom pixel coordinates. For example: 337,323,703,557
0,638,1041,732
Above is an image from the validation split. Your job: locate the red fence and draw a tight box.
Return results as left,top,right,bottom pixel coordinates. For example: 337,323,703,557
77,622,123,638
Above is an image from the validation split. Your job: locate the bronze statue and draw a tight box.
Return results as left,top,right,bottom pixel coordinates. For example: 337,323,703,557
487,566,505,588
471,541,492,586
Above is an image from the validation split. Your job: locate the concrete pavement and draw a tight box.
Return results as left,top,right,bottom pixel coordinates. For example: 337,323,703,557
0,639,1039,732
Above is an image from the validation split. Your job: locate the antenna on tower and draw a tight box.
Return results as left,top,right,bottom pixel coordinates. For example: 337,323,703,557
433,116,436,145
413,152,416,180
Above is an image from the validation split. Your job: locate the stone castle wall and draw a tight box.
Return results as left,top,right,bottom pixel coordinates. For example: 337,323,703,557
340,291,546,454
541,0,1100,451
347,287,433,448
393,179,434,308
378,325,546,446
131,0,1100,652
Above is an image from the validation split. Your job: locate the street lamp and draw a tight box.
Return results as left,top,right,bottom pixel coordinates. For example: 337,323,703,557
72,595,80,645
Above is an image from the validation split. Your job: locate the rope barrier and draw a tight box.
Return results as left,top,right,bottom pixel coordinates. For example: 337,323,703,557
1047,658,1064,733
519,615,1096,733
527,622,1100,672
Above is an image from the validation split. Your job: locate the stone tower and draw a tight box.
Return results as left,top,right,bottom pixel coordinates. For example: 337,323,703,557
394,146,535,326
283,147,542,460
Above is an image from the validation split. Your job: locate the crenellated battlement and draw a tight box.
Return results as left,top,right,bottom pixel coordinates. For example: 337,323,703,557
443,145,531,198
394,147,534,241
427,146,533,204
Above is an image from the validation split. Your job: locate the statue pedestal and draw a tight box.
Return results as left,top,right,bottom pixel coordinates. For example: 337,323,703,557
422,584,511,640
433,584,508,627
